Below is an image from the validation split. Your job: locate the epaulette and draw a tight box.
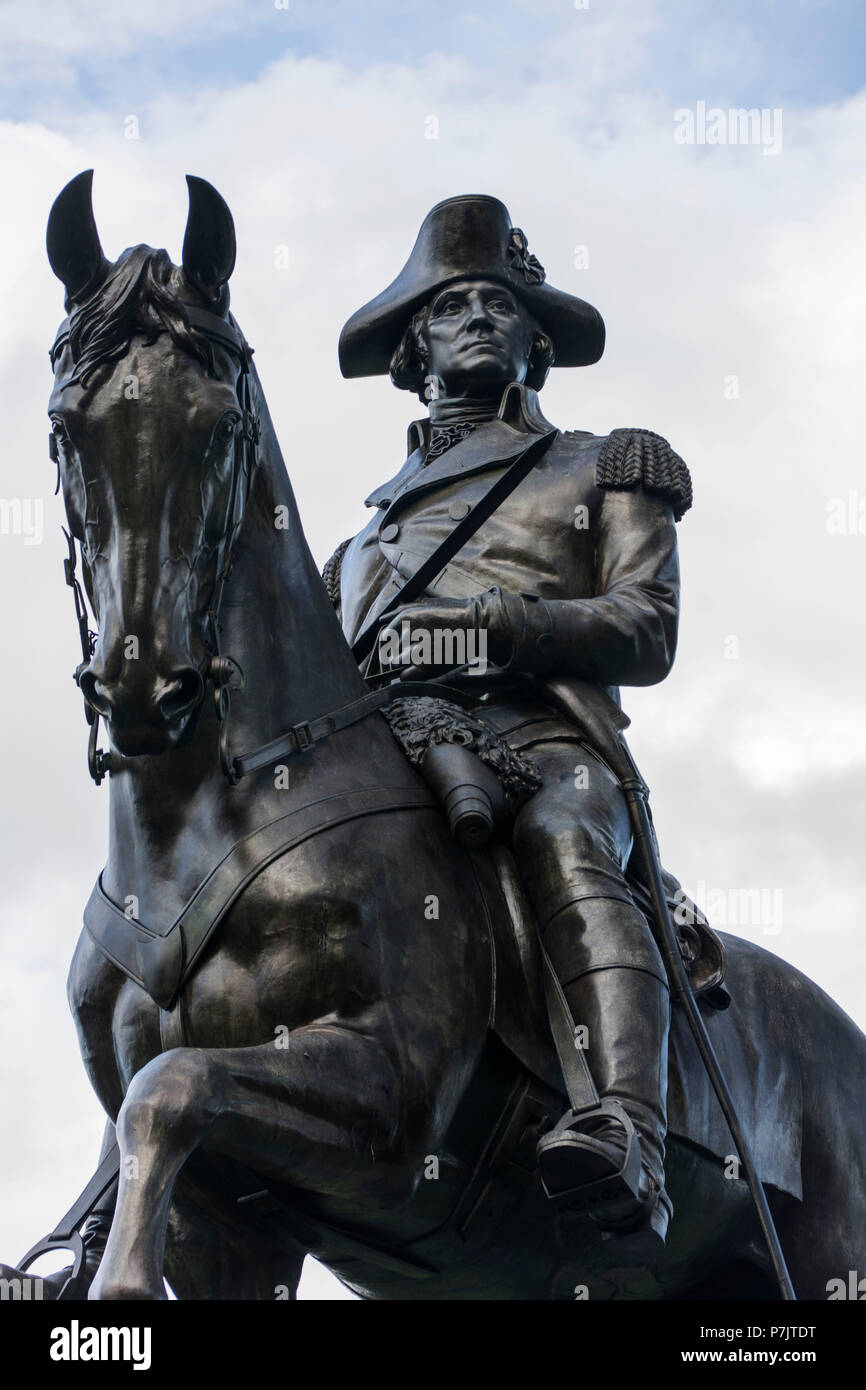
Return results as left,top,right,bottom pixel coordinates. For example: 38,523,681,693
596,428,693,521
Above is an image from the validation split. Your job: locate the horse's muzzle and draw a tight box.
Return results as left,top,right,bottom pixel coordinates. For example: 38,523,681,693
79,663,205,751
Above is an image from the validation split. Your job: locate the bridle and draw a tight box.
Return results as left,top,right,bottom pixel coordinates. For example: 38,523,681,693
50,304,260,787
50,305,470,788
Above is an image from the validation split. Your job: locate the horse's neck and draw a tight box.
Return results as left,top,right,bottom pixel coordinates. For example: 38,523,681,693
103,381,390,914
216,383,365,743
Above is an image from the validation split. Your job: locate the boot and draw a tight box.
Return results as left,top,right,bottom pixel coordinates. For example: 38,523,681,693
536,964,672,1261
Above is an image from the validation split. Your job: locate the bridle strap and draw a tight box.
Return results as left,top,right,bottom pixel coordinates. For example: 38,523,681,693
62,527,110,785
228,676,480,782
52,304,259,787
49,304,252,372
198,316,259,782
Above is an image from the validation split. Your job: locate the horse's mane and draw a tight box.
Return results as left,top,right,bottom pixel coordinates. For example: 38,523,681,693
56,245,217,386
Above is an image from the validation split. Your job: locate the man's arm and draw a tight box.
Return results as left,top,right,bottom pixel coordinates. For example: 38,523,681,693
488,482,680,687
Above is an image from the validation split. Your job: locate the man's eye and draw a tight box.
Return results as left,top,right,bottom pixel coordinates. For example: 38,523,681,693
437,301,461,316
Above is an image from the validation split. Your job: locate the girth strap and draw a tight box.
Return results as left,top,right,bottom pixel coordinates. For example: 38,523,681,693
84,784,435,1010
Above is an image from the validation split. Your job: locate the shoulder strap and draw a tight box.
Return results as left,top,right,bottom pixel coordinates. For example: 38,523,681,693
351,429,559,664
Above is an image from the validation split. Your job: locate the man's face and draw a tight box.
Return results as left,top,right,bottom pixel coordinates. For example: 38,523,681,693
422,279,533,398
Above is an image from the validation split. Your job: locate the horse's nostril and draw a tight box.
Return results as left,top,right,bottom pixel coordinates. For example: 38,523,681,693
78,669,112,718
157,669,204,723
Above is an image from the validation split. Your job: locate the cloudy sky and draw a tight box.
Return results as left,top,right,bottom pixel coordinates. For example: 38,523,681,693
1,0,864,1301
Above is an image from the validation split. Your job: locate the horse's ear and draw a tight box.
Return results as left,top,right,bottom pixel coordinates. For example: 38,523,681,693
46,170,109,304
182,175,236,301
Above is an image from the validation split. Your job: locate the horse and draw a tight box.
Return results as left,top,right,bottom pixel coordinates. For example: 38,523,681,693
3,170,864,1302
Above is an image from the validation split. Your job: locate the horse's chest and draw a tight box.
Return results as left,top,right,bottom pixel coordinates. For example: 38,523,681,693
69,870,352,1103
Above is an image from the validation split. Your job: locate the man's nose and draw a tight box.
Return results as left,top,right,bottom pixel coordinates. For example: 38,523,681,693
465,294,494,329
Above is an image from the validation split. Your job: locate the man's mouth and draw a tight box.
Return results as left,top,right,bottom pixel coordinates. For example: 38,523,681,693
460,337,506,355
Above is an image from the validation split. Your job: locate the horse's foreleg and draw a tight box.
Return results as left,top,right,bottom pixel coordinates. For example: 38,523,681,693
89,1024,412,1301
89,1052,227,1301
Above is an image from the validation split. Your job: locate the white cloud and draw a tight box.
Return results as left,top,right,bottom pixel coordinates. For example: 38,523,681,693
0,0,248,59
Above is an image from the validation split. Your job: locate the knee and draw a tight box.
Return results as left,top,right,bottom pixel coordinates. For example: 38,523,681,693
513,761,629,872
118,1049,224,1142
514,795,612,869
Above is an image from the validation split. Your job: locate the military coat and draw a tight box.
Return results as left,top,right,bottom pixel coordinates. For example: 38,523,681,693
336,383,691,703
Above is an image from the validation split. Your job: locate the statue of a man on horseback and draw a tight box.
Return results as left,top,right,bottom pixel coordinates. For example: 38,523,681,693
328,195,694,1252
8,172,848,1305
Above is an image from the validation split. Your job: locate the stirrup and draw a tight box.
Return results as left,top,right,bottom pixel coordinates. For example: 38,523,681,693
536,1099,671,1260
536,1097,642,1215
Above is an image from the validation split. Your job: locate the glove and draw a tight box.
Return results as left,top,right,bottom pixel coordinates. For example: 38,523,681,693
376,593,513,674
385,590,556,673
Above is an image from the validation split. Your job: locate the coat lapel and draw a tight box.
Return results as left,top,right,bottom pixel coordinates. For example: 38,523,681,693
363,384,555,513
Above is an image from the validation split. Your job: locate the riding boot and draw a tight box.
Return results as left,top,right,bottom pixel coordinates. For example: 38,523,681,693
536,911,672,1258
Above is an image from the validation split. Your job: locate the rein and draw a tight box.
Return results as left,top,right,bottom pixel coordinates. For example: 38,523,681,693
51,306,462,788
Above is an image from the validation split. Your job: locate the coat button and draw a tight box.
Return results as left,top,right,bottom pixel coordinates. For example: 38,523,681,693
380,523,400,543
448,500,471,520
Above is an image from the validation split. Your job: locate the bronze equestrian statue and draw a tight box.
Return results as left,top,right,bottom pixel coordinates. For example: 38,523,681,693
1,172,864,1301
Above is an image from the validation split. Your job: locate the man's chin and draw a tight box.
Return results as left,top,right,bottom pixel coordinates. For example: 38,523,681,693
449,356,514,394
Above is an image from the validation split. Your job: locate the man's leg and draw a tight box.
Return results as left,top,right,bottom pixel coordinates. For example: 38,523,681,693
509,740,672,1246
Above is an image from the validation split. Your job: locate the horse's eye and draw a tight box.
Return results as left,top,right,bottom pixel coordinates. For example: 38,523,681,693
50,416,69,442
217,416,238,444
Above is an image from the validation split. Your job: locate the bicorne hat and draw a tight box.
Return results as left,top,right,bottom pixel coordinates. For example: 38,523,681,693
338,194,605,378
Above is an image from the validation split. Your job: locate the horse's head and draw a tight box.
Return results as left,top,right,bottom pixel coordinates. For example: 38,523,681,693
47,171,256,760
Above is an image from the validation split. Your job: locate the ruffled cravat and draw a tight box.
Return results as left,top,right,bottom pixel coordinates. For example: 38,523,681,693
426,393,502,462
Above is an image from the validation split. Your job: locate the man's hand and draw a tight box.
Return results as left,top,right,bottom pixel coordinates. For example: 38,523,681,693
375,590,514,674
